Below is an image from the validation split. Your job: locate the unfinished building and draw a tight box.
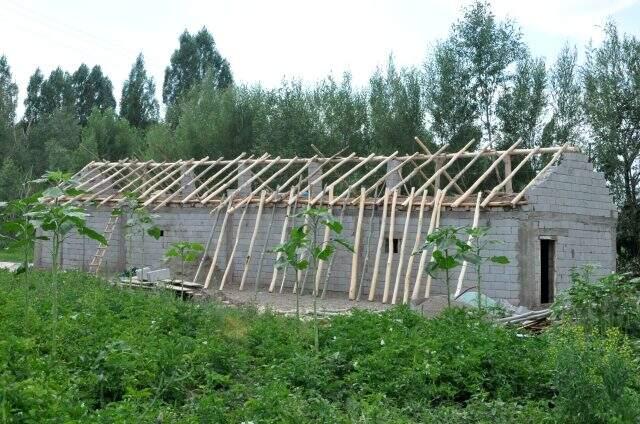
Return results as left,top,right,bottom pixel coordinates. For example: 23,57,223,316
35,139,617,307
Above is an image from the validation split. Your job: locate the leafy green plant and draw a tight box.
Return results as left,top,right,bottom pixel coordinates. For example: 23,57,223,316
552,267,640,337
274,206,352,351
112,193,161,271
549,324,640,423
0,193,44,274
25,171,107,359
464,227,509,310
164,241,204,292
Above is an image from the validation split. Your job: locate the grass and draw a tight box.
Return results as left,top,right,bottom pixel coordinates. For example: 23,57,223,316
1,270,639,423
0,245,31,263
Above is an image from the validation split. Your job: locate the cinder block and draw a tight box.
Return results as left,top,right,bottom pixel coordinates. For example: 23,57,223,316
147,268,171,282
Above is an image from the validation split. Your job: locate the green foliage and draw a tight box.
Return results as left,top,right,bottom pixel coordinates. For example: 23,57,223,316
0,192,43,272
162,28,233,109
164,241,204,280
552,267,640,337
119,54,159,129
2,271,640,421
71,64,116,126
81,107,141,161
548,324,640,423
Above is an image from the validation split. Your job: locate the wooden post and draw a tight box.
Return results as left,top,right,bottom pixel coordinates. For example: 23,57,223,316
220,197,252,290
315,187,333,295
269,187,295,292
193,196,224,283
204,192,235,289
392,187,415,305
255,187,280,293
403,190,428,304
503,155,513,194
412,189,442,301
349,187,366,300
455,192,482,297
322,188,350,299
239,190,266,290
357,190,378,301
382,189,398,303
368,189,389,301
481,147,540,207
424,192,444,298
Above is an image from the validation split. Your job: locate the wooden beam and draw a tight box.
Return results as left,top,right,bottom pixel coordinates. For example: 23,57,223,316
230,157,298,212
424,191,445,298
310,153,375,206
349,187,366,300
81,160,153,204
143,157,209,207
269,187,296,292
415,137,465,194
379,144,449,204
441,148,489,194
356,153,419,204
291,153,357,205
265,155,318,202
402,139,475,206
503,155,513,193
412,189,442,301
153,156,224,209
192,197,224,283
451,140,521,208
481,147,540,207
510,143,570,206
220,197,252,291
455,192,482,297
203,192,236,289
202,153,270,204
254,187,280,293
330,152,398,206
403,190,428,304
382,189,398,303
239,190,266,290
315,187,333,296
368,189,389,302
181,153,247,203
392,187,415,305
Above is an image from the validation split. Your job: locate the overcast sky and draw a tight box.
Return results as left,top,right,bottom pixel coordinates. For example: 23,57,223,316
2,0,640,117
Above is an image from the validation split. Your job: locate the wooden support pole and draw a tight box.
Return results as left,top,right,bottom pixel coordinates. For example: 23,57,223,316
481,147,540,207
412,189,442,301
442,148,488,194
82,160,153,204
380,144,449,204
321,188,351,299
451,140,521,208
265,155,318,202
239,190,266,290
230,158,298,212
202,154,270,205
138,159,191,199
382,189,398,303
330,152,398,206
403,139,476,206
503,155,513,193
357,189,378,301
356,153,419,204
415,137,465,194
203,192,236,289
349,187,366,300
220,197,253,291
315,187,333,295
269,187,295,292
404,190,428,304
281,181,304,293
143,157,209,207
510,143,569,205
153,156,224,209
455,192,482,297
181,153,247,203
424,192,444,298
291,153,357,205
368,188,389,301
392,187,415,305
255,187,280,294
192,195,225,283
310,154,376,205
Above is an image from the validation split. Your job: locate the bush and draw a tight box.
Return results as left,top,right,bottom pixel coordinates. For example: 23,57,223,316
553,267,640,337
548,325,640,423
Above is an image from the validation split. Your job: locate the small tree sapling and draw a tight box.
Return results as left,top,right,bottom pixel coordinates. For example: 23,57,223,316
164,241,204,294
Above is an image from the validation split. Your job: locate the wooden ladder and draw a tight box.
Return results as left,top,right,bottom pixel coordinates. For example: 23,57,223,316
89,215,120,274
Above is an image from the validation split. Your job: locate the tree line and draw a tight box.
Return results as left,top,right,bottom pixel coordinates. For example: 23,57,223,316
0,1,638,268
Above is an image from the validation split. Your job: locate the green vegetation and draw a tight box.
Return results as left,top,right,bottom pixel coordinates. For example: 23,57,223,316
1,269,639,422
0,244,29,262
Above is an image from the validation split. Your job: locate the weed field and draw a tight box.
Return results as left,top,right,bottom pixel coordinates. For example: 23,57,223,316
1,271,639,423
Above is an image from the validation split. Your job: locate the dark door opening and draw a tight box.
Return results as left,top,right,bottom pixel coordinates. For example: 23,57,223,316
540,240,556,304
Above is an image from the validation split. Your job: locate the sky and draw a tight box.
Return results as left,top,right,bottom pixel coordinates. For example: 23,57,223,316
1,0,640,118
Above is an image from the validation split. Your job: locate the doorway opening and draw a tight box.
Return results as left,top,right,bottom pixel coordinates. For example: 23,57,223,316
540,239,556,303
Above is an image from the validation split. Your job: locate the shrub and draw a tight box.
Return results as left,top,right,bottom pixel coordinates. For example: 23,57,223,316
553,267,640,337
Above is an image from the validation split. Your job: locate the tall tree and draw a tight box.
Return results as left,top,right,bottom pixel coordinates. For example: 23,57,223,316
496,55,547,149
0,55,18,159
583,22,640,264
23,68,45,125
369,56,429,154
162,28,233,107
448,0,526,147
72,64,116,125
38,68,74,116
81,108,141,162
120,54,159,129
424,40,481,149
547,44,583,146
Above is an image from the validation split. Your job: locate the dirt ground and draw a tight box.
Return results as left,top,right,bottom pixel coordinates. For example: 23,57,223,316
213,285,458,317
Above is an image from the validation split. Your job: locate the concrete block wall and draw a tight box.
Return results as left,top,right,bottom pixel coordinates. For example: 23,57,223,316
37,151,617,308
